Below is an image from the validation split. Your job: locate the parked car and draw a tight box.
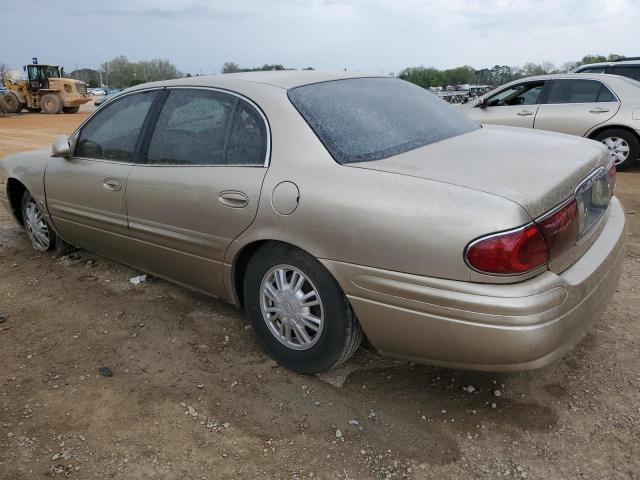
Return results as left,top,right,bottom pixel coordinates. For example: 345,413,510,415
94,94,115,106
0,72,625,374
467,73,640,169
572,58,640,81
90,88,107,96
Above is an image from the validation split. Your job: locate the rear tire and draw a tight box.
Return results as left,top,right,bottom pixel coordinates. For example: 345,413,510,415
40,93,63,114
2,92,23,113
62,106,80,114
244,243,363,374
593,128,639,170
20,191,74,255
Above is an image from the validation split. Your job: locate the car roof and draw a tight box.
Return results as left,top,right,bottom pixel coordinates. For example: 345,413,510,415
575,60,640,68
500,73,638,85
127,71,387,92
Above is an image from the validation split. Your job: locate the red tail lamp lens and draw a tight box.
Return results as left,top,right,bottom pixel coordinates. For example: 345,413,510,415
537,200,579,258
466,224,548,274
607,161,616,194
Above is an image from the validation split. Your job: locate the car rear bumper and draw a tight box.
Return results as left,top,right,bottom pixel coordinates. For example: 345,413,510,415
321,197,626,371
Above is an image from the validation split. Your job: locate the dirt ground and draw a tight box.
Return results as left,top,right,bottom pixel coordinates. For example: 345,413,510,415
1,109,639,480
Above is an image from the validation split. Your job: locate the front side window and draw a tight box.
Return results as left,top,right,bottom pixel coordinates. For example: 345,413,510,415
486,82,545,107
147,89,235,165
288,77,478,164
546,79,615,104
611,66,640,81
75,90,158,161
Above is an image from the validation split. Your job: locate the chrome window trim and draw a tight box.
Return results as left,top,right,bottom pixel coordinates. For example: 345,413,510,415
67,85,272,168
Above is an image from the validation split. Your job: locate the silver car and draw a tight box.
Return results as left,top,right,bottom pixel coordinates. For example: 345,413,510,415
0,72,626,374
467,73,640,169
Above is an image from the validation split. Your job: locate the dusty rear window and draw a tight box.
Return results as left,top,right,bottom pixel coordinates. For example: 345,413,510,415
288,77,479,164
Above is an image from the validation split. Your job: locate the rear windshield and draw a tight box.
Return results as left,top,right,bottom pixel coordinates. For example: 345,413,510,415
288,77,479,164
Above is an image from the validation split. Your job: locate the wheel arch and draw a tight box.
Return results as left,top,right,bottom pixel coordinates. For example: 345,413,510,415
5,178,27,225
587,124,640,144
230,239,346,308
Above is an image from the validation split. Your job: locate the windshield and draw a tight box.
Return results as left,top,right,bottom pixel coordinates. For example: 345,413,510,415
288,77,479,164
46,66,61,78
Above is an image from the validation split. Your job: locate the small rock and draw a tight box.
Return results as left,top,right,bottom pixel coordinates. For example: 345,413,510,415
197,384,205,389
494,389,502,397
348,419,360,427
129,274,147,285
335,429,343,439
0,313,7,324
464,385,476,393
196,345,211,353
491,402,497,409
98,367,113,377
186,406,198,417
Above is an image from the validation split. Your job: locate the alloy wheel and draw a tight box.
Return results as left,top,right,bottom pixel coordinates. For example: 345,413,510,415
23,200,51,251
259,264,324,350
602,137,630,165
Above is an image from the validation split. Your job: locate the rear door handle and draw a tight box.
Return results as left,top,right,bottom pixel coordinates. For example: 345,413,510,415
103,178,122,192
516,110,534,116
589,107,610,113
218,191,249,208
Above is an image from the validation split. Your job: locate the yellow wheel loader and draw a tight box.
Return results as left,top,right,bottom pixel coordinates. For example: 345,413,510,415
2,64,91,114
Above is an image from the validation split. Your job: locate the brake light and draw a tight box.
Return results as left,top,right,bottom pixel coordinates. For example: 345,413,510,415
607,160,616,194
465,224,548,274
537,200,579,258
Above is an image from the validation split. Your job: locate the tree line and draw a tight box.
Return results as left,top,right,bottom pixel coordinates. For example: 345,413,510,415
0,53,629,90
399,54,625,89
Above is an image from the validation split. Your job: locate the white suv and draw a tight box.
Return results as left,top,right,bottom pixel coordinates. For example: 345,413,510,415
572,58,640,82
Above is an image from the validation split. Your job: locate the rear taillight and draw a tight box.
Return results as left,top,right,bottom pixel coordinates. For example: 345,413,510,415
537,199,579,258
466,199,580,275
465,224,548,274
467,163,614,276
607,160,616,194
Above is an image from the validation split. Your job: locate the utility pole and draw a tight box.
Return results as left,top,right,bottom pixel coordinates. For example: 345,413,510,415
74,63,78,79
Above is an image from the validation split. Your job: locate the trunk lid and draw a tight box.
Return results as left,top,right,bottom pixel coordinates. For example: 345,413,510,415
348,125,609,219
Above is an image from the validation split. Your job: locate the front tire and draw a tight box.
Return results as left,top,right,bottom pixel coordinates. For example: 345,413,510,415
62,106,80,114
593,129,639,170
21,191,74,255
40,93,63,114
2,92,23,113
244,243,362,374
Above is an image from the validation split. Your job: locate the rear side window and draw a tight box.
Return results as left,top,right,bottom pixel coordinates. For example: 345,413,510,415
288,77,478,164
75,90,158,161
611,66,640,81
225,101,268,165
546,79,615,104
147,89,235,165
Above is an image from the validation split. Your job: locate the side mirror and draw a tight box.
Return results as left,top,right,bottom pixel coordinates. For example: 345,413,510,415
51,135,71,157
477,97,488,108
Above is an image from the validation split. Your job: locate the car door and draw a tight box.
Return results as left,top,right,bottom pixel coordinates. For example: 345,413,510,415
534,79,620,136
123,88,269,297
468,81,546,128
45,89,160,260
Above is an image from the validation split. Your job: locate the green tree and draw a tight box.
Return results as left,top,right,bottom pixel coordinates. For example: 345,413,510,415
398,66,444,88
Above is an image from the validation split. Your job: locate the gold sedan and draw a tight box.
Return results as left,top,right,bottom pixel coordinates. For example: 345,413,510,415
0,72,626,373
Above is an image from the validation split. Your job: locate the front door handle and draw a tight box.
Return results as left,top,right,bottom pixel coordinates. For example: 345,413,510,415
589,107,610,113
103,178,122,192
218,191,249,208
516,110,534,116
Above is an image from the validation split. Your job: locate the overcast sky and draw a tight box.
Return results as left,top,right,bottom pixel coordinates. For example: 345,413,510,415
2,0,639,74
